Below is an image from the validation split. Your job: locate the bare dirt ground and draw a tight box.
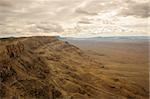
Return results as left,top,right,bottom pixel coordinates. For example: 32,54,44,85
67,38,149,95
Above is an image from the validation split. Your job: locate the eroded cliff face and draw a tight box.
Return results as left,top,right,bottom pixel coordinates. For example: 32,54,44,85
6,42,24,58
0,36,149,99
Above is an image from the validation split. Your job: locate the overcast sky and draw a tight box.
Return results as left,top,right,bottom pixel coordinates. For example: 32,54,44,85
0,0,149,37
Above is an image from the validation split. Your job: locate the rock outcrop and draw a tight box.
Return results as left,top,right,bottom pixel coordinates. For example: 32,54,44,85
6,42,24,58
0,36,148,99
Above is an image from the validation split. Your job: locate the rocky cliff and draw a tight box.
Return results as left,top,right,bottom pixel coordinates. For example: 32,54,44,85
0,36,148,99
6,42,24,58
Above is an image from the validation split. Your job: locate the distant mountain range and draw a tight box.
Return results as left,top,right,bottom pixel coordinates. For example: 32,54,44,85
60,36,150,41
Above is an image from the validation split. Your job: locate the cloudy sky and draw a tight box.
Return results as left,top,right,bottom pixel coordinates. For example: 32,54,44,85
0,0,149,38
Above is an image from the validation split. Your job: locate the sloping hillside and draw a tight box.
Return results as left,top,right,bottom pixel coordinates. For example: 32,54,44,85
0,36,149,99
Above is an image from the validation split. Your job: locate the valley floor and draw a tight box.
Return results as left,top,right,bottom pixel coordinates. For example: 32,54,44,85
67,38,149,95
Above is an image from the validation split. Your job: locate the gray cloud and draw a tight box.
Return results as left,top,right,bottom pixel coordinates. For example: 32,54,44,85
35,22,64,33
0,2,11,7
119,1,149,18
0,0,148,22
77,18,92,24
0,0,148,37
75,8,98,15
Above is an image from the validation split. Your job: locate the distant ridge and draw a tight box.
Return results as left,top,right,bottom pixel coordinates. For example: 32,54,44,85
60,36,150,40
